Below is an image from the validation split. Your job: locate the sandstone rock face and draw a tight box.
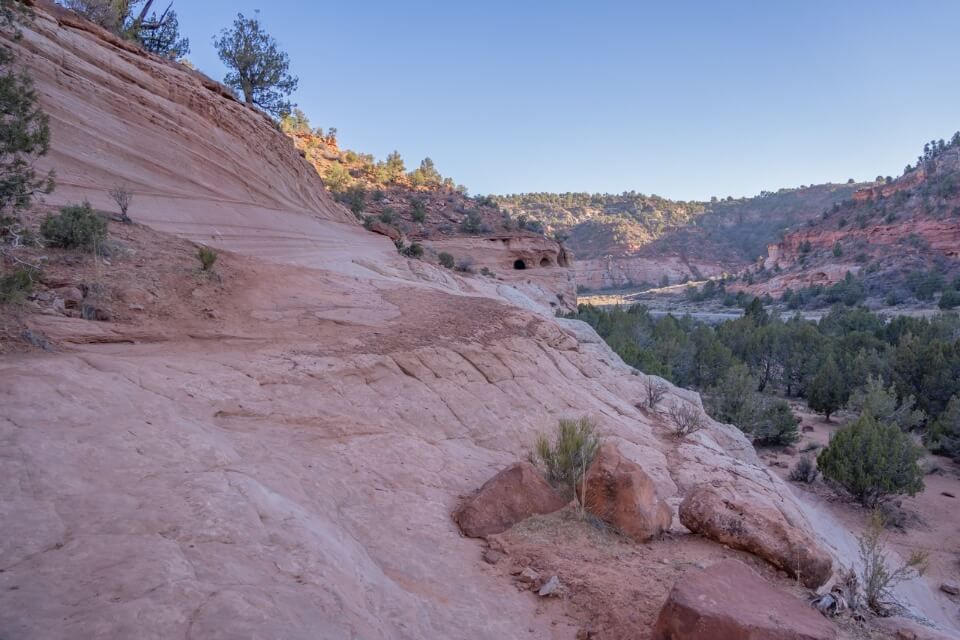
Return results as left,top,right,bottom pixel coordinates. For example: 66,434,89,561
679,485,832,588
575,443,672,541
425,235,576,312
453,462,566,537
575,255,726,292
367,220,402,241
652,559,838,640
0,5,848,639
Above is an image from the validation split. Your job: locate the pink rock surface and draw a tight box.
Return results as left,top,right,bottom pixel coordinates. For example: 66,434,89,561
0,5,839,639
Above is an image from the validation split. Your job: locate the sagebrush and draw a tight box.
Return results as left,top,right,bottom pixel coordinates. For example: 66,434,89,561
534,417,600,499
40,202,106,251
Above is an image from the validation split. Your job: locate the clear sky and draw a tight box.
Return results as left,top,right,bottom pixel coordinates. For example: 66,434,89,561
175,1,960,200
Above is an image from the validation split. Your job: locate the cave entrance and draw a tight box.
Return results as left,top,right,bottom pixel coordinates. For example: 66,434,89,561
539,257,551,267
513,259,527,270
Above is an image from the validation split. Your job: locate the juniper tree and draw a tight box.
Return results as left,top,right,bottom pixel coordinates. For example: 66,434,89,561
0,0,54,223
214,12,298,117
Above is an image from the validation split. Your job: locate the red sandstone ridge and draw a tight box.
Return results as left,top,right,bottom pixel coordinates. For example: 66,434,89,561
743,145,960,299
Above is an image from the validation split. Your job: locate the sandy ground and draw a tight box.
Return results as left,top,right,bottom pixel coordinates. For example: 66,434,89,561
764,403,960,634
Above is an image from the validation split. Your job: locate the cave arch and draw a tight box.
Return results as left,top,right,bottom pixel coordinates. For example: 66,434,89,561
539,257,552,267
513,259,527,270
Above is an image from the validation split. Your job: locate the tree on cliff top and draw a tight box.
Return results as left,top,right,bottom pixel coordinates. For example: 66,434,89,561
214,12,298,118
63,1,189,59
0,1,55,222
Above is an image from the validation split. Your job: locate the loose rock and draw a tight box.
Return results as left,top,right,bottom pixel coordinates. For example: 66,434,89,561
679,484,832,588
453,462,566,537
575,443,672,542
652,559,838,640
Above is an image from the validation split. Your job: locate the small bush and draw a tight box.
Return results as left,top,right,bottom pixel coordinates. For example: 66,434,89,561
939,289,960,309
379,208,395,224
109,185,133,223
534,417,600,499
197,246,217,271
817,415,924,507
0,266,36,304
411,199,427,223
401,242,423,259
668,402,705,438
643,377,668,410
460,210,483,234
438,252,454,269
40,202,107,251
751,398,800,446
789,456,818,483
859,511,927,615
927,395,960,460
455,258,474,273
341,185,366,217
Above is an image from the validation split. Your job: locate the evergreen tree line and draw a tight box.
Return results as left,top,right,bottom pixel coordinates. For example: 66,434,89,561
568,301,960,461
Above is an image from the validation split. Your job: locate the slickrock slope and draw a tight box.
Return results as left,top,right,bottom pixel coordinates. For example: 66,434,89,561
22,1,380,273
1,5,847,639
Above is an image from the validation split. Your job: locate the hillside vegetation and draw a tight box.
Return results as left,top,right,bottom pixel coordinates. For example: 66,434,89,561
738,133,960,308
495,182,864,265
280,110,545,242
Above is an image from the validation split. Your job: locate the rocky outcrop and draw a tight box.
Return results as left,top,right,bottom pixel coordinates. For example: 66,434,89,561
425,234,576,312
453,462,566,537
575,255,727,291
652,559,838,640
679,485,832,588
575,443,672,541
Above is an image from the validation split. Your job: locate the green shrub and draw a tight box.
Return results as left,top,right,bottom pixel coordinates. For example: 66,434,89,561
438,252,454,269
401,242,423,259
751,398,800,446
340,185,366,217
411,199,427,223
197,245,217,271
817,414,924,507
323,162,350,192
859,511,927,614
534,417,600,499
927,395,960,460
848,376,924,431
789,456,817,483
460,210,483,234
40,202,107,251
939,289,960,309
0,266,36,304
379,208,395,224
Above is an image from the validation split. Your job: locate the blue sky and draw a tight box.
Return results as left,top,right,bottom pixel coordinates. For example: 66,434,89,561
176,1,960,200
